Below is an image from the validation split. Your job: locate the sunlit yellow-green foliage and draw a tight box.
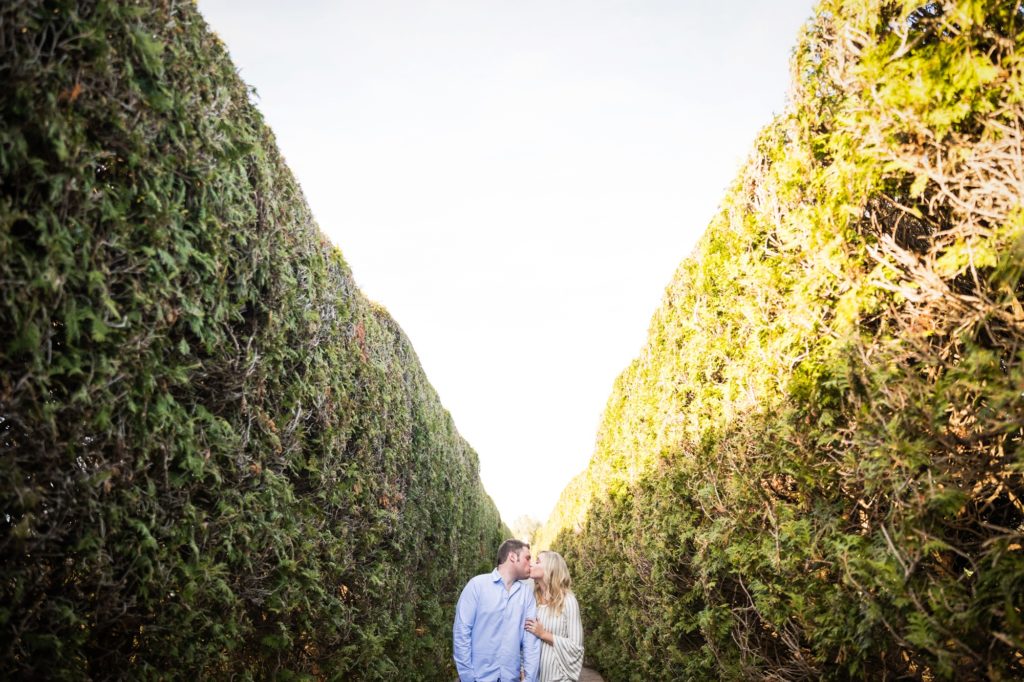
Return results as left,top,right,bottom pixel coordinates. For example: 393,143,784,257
539,1,1024,678
0,1,504,679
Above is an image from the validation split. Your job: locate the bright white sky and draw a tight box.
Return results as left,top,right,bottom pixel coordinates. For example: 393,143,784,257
198,1,814,526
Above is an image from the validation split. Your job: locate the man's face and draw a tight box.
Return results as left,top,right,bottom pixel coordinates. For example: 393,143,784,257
510,548,532,580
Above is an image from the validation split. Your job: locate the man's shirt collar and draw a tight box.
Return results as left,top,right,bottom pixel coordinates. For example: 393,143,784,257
489,568,526,594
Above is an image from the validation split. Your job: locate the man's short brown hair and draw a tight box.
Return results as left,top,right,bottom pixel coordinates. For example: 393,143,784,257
496,539,530,566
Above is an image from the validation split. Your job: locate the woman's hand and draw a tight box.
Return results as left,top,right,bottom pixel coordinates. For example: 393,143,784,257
525,617,549,643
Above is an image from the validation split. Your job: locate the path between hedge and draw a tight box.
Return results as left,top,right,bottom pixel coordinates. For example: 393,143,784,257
580,667,605,682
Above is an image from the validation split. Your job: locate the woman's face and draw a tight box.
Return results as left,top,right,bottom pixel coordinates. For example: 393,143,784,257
529,556,545,581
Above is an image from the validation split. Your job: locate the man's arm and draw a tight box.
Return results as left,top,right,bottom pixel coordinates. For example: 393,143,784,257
453,580,477,682
521,589,540,682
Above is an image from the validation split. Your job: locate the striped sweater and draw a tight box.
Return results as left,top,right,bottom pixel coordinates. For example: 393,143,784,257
536,593,584,682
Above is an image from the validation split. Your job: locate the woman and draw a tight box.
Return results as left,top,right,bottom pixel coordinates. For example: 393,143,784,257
524,550,584,682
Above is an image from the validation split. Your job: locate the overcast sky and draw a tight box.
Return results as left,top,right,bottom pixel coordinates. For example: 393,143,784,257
197,0,815,526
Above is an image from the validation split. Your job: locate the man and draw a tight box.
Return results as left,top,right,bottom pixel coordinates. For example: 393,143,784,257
453,539,540,682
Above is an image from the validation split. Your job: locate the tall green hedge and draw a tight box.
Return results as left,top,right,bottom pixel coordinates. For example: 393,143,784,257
0,1,504,678
539,1,1023,679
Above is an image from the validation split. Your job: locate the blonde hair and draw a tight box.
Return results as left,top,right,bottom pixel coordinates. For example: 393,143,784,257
534,550,573,616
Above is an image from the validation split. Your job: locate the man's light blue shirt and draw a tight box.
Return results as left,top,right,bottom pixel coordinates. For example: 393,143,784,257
453,569,540,682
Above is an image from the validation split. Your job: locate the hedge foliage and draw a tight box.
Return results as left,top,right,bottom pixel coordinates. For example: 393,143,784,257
0,1,505,678
538,1,1024,679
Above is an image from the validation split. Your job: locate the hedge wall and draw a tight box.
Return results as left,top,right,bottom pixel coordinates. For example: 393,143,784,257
539,1,1023,679
0,1,504,678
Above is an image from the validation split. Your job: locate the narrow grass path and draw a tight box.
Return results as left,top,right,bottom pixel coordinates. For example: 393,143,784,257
580,667,605,681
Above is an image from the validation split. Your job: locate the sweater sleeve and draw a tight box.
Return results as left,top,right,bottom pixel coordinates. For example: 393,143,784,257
552,594,584,680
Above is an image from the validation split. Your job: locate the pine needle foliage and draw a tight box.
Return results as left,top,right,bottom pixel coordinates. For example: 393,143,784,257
0,1,504,678
539,1,1024,679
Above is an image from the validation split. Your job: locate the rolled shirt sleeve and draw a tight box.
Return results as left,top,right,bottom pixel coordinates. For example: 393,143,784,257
453,580,477,682
551,594,584,680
